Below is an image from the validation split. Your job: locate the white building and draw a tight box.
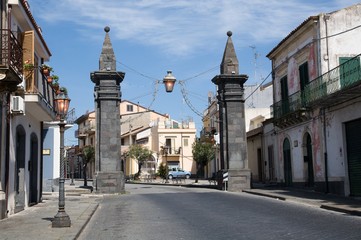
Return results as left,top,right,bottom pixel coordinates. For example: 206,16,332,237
76,100,197,180
0,0,63,218
266,3,361,196
120,100,197,177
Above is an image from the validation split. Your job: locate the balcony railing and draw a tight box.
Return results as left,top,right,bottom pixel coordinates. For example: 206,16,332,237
24,65,57,115
272,54,361,119
0,29,23,78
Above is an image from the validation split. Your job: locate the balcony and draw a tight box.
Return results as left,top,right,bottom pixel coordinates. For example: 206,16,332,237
24,66,57,121
83,121,96,133
272,54,361,128
0,29,23,90
200,127,216,138
75,130,87,139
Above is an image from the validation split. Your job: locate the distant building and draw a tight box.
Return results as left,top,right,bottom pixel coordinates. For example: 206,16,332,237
202,82,273,180
75,100,197,180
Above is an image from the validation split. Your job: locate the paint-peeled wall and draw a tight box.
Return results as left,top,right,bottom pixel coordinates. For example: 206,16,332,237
276,118,323,184
326,100,361,180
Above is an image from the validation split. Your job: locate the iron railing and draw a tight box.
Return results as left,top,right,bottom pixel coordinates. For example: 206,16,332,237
272,54,361,119
0,29,23,76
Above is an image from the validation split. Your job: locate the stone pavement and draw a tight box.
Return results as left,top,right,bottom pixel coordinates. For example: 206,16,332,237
0,179,360,240
243,184,361,216
0,180,101,240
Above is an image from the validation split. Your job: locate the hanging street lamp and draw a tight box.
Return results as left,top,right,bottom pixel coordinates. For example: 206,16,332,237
163,70,176,93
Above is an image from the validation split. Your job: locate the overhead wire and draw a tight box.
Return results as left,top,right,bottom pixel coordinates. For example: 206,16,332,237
117,59,220,122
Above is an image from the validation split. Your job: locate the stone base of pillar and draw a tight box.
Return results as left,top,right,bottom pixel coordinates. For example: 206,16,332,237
0,191,6,220
95,171,125,194
227,169,251,192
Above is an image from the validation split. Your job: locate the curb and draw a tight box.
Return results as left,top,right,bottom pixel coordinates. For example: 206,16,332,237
320,205,361,216
242,190,286,201
74,202,100,239
243,190,361,217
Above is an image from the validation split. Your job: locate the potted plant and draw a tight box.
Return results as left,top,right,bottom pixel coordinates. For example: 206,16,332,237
52,77,60,92
41,64,53,76
51,75,59,82
23,62,34,71
47,75,53,83
60,86,68,96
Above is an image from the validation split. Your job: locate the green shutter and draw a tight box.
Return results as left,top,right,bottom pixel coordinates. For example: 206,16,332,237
346,119,361,196
339,57,361,88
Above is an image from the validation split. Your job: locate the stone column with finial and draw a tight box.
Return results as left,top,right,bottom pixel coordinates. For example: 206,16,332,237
90,26,125,193
212,31,251,191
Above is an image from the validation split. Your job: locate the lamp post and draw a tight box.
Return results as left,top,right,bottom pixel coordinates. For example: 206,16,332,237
52,90,71,228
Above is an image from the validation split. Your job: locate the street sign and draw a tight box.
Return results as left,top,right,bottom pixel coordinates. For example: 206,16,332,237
223,171,228,182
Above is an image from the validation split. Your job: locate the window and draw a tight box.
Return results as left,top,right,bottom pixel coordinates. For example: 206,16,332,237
280,75,289,115
340,57,361,88
165,138,175,154
299,62,309,91
126,105,133,112
183,138,189,147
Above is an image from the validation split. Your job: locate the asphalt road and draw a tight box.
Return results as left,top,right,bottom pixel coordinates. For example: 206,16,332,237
78,184,361,240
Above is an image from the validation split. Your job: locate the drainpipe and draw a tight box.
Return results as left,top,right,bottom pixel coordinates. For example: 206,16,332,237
5,92,11,216
322,108,329,193
324,14,331,72
322,14,330,194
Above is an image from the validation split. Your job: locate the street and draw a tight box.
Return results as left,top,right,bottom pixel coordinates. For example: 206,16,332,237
78,184,361,240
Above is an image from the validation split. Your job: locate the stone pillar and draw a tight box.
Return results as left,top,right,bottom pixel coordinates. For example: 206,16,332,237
212,31,251,191
91,27,125,193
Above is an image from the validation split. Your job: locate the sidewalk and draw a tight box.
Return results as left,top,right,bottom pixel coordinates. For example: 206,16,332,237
0,180,101,240
243,184,361,216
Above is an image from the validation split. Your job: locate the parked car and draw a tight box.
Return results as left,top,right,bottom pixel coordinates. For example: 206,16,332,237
168,168,191,179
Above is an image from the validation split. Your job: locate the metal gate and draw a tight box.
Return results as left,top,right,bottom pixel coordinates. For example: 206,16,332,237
345,118,361,196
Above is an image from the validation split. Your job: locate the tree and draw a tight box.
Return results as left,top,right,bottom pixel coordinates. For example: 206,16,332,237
127,144,153,178
157,163,168,179
81,145,95,187
192,140,215,182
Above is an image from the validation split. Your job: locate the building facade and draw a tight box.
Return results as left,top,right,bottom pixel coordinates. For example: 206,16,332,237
0,0,65,219
202,82,273,180
75,111,96,179
266,3,361,196
76,100,197,180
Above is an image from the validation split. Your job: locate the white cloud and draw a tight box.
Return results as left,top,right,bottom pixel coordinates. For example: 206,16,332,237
29,0,361,56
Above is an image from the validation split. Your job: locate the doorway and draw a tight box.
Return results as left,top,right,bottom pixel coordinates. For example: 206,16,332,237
304,133,314,187
345,118,361,196
15,125,26,213
283,138,292,186
29,133,38,205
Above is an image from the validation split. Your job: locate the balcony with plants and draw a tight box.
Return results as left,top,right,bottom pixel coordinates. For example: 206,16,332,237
23,63,67,121
0,29,23,89
272,54,361,128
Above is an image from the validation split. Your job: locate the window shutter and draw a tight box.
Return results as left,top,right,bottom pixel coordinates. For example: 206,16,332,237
22,31,35,91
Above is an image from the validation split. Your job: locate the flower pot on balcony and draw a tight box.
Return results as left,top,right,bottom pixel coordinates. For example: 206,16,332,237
41,64,53,76
43,69,50,76
47,76,53,83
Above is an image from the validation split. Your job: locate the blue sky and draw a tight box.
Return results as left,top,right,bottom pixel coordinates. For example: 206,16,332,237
28,0,361,145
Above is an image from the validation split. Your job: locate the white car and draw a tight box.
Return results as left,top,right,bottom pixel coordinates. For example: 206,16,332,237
168,169,191,179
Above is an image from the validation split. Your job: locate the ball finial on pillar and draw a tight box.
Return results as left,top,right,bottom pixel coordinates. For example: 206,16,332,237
104,26,110,33
227,31,232,37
